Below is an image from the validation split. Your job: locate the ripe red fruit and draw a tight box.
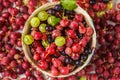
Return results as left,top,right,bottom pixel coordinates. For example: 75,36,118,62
15,17,25,25
67,75,76,80
32,31,43,40
75,14,83,22
108,57,114,64
52,58,61,67
103,70,109,78
66,38,73,47
116,14,120,22
117,3,120,9
79,38,87,47
67,30,76,38
36,46,44,53
25,70,31,77
22,62,30,70
86,27,94,36
93,4,100,11
47,47,55,55
72,43,81,53
65,47,72,56
38,60,48,70
41,51,47,59
79,26,86,34
60,67,69,75
60,18,69,27
91,74,98,80
33,53,41,60
69,21,78,30
51,67,59,76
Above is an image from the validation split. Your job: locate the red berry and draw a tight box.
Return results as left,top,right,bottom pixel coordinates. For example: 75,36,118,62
79,38,87,47
65,47,72,56
67,75,76,80
72,43,81,53
32,31,43,40
60,18,69,27
108,57,114,64
116,14,120,22
66,38,73,47
51,67,59,76
67,30,76,38
86,27,94,36
117,3,120,9
91,74,98,80
79,26,86,34
52,58,61,68
38,60,48,70
47,47,55,55
75,14,83,22
93,4,100,11
60,67,69,75
22,62,30,70
103,70,109,78
69,21,78,30
33,53,41,60
36,46,44,53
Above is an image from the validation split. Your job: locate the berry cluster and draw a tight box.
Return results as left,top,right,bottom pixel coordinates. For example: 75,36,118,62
0,0,119,80
23,4,94,76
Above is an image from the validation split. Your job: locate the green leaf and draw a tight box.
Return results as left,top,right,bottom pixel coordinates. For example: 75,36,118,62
61,0,77,11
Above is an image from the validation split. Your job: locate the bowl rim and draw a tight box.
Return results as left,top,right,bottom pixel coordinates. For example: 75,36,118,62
22,2,96,78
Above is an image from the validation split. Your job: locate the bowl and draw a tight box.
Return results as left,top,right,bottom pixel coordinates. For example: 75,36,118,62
22,2,96,78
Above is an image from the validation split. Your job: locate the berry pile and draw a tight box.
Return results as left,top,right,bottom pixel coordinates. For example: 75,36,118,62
0,0,119,80
23,4,94,76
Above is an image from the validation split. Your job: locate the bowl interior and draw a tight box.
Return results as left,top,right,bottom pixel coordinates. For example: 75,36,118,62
22,2,96,78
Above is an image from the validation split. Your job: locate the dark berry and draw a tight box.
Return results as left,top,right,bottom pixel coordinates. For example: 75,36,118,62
103,0,109,3
54,5,63,11
47,34,53,43
84,48,92,54
47,9,56,15
89,0,96,5
60,51,66,56
76,30,83,38
75,60,83,66
46,25,53,32
80,54,88,61
65,10,75,15
64,57,73,64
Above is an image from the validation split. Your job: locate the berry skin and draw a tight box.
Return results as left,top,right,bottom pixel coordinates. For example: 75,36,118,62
79,76,87,80
30,17,40,28
86,27,94,36
47,47,55,55
60,67,69,75
60,18,69,27
33,53,41,60
23,35,34,45
75,14,83,22
66,38,73,47
51,67,59,76
52,58,61,67
37,11,49,21
72,43,81,53
55,36,66,47
32,31,43,40
65,47,72,56
79,26,86,34
67,30,76,39
38,60,48,70
69,21,78,30
39,24,46,33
